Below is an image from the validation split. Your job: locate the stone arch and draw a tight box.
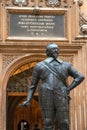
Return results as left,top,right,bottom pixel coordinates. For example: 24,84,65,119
2,53,45,130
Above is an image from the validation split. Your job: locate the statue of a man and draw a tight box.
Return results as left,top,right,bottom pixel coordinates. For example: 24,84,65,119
21,43,84,130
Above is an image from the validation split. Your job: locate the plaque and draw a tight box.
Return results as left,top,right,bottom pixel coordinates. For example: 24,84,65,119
8,13,66,38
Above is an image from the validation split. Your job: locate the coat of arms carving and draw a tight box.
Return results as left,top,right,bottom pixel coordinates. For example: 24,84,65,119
12,0,28,6
45,0,61,7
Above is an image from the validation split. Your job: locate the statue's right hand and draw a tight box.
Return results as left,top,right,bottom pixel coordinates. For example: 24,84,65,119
20,101,31,107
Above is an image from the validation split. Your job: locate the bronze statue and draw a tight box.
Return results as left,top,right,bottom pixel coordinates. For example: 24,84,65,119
21,43,84,130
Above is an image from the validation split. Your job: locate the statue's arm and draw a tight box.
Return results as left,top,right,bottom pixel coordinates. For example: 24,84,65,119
67,65,85,92
21,64,40,106
21,85,36,106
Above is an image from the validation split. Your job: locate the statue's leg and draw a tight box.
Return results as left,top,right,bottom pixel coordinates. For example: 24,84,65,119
42,117,55,130
39,88,55,130
54,94,70,130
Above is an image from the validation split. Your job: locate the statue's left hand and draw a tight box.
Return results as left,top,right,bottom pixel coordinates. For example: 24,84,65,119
65,88,70,95
62,87,70,95
64,88,71,101
19,101,31,107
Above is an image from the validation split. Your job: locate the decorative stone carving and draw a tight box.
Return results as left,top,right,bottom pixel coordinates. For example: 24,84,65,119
12,0,28,6
79,13,87,34
59,55,73,63
80,24,87,34
45,0,61,7
3,0,69,8
78,0,83,6
3,0,11,6
2,53,24,73
78,0,87,35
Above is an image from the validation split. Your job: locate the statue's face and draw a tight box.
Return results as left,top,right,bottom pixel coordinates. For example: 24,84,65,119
46,43,59,59
49,47,59,59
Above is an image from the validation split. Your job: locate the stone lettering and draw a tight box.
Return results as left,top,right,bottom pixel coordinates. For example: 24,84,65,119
9,14,65,37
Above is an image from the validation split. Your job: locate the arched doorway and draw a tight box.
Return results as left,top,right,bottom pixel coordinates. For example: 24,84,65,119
2,54,45,130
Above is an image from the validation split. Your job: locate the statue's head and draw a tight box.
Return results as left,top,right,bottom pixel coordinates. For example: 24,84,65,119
46,43,59,59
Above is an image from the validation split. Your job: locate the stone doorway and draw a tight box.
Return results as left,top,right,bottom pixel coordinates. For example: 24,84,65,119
6,59,43,130
6,95,42,130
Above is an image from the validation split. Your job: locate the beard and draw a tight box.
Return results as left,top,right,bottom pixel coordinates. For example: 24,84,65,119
49,52,58,59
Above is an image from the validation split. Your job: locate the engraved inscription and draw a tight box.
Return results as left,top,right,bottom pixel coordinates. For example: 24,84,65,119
9,14,65,37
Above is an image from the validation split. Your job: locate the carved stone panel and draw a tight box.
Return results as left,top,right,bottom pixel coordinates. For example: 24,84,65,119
2,53,24,73
79,0,87,35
